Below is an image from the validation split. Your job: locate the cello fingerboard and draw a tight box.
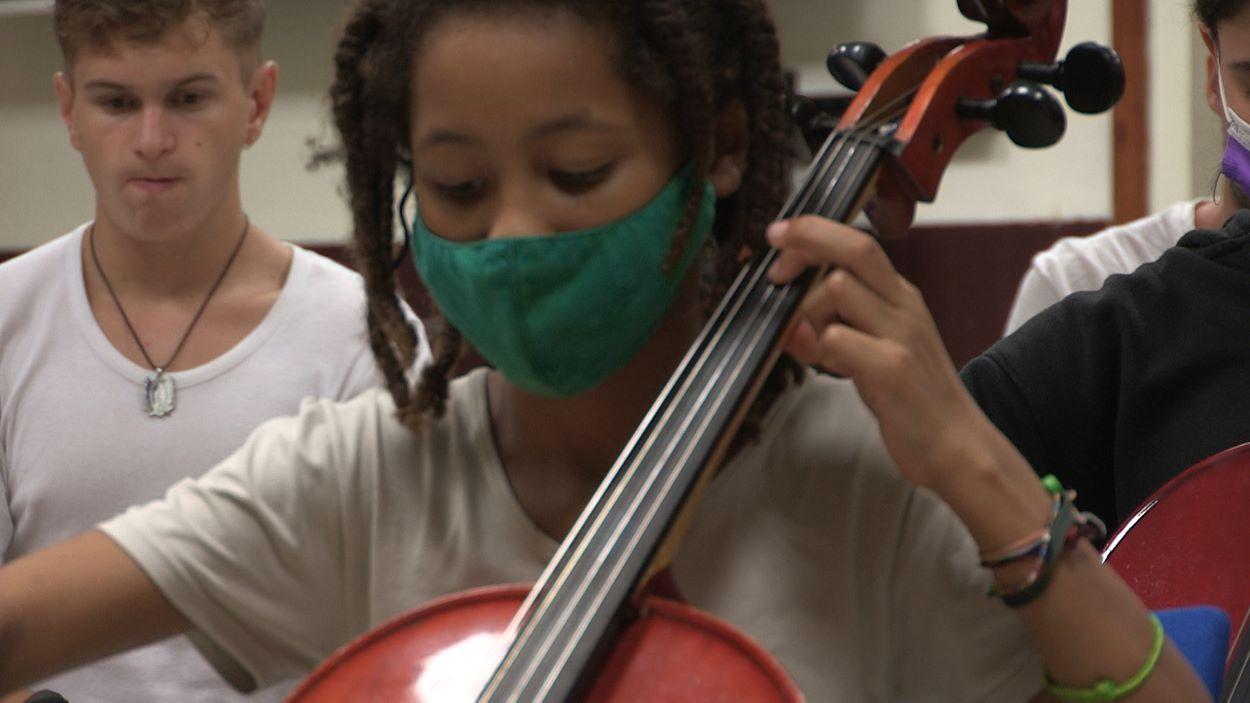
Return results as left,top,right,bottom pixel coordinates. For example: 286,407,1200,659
478,125,894,703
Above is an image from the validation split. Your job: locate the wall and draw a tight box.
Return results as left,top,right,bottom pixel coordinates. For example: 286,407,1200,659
0,0,1207,248
771,0,1114,223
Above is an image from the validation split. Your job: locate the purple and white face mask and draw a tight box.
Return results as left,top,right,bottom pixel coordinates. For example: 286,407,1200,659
1217,49,1250,192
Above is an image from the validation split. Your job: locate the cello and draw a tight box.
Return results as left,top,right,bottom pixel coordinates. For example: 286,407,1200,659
1102,444,1250,701
290,1,1121,699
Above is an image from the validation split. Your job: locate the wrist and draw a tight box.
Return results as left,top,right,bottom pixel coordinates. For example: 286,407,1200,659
927,434,1053,554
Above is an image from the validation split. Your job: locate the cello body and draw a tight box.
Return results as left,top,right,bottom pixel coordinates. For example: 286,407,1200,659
1102,441,1250,647
288,585,800,702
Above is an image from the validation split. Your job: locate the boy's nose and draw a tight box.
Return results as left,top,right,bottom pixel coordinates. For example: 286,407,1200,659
134,107,175,159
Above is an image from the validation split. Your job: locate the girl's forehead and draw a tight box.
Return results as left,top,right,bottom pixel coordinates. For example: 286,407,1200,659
409,9,641,134
414,7,617,72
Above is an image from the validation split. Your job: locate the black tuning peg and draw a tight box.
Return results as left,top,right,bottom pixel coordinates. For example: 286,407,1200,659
957,81,1066,148
1017,42,1125,114
788,94,838,153
826,42,886,92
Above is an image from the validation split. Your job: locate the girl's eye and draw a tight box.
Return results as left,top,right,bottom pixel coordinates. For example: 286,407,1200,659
434,179,486,203
550,164,613,194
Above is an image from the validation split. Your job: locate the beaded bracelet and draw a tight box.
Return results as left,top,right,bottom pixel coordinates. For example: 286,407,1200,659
1044,613,1165,702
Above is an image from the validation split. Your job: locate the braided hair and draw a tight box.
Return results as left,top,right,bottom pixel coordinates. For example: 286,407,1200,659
330,0,799,434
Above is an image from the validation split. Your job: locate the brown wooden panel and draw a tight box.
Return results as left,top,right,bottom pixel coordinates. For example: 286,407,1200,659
883,220,1106,367
1112,0,1149,223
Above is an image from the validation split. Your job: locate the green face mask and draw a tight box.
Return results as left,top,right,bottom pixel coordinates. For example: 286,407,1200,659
409,166,715,397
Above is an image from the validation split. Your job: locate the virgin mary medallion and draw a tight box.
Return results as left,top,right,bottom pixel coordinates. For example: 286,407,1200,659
145,371,176,418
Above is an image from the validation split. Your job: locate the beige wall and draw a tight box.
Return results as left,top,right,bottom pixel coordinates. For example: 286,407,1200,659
772,0,1113,223
0,0,1210,249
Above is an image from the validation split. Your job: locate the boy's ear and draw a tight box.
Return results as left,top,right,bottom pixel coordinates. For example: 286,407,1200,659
243,60,279,148
1202,25,1223,118
708,100,749,197
53,72,82,151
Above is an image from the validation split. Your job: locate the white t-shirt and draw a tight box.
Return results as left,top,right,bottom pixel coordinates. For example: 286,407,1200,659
0,224,430,702
102,369,1043,702
1004,200,1199,334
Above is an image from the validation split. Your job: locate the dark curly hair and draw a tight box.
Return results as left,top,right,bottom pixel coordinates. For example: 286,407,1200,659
329,0,800,435
1197,0,1250,35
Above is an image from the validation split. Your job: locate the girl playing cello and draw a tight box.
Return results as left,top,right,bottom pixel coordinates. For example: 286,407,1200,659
0,0,1210,700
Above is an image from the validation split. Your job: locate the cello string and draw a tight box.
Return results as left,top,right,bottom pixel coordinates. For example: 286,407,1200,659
778,75,920,219
516,144,887,697
498,102,905,697
491,89,913,698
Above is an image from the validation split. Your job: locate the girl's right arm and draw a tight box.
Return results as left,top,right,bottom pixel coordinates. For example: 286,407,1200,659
0,530,190,694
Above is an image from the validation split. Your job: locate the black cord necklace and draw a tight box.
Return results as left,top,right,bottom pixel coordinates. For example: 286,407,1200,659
88,216,250,418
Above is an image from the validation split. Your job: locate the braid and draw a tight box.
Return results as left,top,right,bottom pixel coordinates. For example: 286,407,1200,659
332,0,426,429
634,0,716,272
416,323,464,418
711,0,804,446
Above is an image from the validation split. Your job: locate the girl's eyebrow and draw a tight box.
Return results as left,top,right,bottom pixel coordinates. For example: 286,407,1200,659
1230,60,1250,73
528,114,622,140
416,113,622,150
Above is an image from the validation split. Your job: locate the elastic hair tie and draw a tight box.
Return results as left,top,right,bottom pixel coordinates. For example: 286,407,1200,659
393,156,414,271
1044,613,1165,702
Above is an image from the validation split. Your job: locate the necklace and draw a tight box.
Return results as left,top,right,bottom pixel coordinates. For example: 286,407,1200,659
88,217,250,418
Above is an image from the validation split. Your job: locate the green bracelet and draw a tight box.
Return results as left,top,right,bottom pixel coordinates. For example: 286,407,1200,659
1044,613,1165,702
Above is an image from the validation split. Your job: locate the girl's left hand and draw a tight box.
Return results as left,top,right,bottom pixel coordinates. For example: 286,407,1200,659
765,215,993,493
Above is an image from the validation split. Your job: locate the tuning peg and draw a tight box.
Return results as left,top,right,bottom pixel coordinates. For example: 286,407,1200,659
1017,42,1125,114
826,42,886,92
788,94,838,153
957,81,1066,148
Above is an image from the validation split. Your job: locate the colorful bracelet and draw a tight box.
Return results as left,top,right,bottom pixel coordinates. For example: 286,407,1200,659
1044,613,1165,702
998,491,1079,607
986,476,1108,608
980,492,1061,568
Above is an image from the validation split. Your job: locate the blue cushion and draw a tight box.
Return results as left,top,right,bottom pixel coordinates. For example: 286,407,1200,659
1156,606,1230,700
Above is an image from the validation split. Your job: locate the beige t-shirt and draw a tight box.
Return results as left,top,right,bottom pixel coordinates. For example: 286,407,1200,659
101,369,1042,702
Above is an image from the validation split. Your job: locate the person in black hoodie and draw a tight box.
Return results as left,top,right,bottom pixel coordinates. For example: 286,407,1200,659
963,0,1250,531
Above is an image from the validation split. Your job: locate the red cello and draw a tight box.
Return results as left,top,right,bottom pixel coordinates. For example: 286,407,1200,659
290,2,1113,699
1102,443,1250,701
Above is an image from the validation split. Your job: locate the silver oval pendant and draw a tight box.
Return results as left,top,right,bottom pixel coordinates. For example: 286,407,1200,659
145,372,176,418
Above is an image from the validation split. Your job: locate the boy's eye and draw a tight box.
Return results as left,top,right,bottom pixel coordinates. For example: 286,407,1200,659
172,92,205,108
550,164,613,194
99,96,137,113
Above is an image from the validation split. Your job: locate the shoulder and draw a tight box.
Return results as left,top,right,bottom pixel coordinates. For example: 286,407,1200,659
284,245,426,348
0,228,82,295
1004,205,1233,348
244,386,403,473
0,228,84,335
271,368,486,467
1176,207,1250,256
287,245,368,307
1030,201,1197,283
